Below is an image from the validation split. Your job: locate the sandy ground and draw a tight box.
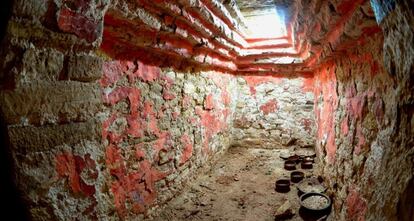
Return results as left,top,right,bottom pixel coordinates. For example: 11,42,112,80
152,146,327,221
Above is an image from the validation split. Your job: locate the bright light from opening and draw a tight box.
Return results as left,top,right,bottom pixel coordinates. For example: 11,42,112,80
244,7,286,39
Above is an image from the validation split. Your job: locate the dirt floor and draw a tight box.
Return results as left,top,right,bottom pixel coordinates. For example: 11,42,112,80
152,146,329,221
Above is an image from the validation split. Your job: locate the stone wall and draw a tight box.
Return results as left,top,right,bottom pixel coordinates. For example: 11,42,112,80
232,75,315,148
0,0,110,220
100,58,238,219
0,0,317,219
313,1,414,220
3,0,413,220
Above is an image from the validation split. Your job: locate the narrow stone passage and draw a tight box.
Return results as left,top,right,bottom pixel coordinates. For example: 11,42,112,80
153,146,318,221
1,0,413,220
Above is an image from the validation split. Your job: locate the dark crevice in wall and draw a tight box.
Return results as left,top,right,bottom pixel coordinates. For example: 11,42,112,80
398,176,414,221
0,113,31,220
0,0,13,42
0,1,29,219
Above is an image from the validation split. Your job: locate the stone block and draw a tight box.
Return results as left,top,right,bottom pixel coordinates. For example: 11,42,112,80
20,47,64,82
0,81,102,125
68,53,103,82
12,0,47,19
8,120,101,154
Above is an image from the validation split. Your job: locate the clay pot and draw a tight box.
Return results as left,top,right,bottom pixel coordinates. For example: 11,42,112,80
280,152,293,160
297,177,327,197
303,156,314,163
301,161,313,169
299,192,332,217
275,179,290,193
290,171,305,183
287,155,301,164
284,160,296,170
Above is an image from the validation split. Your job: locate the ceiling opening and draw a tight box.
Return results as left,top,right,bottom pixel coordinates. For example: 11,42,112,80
243,7,287,39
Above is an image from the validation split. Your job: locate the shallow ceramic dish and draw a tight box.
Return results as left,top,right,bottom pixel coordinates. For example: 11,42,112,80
300,192,331,212
297,177,327,196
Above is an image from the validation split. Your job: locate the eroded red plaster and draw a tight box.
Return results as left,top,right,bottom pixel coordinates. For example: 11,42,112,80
106,144,169,217
373,97,384,123
314,63,338,163
243,76,283,95
221,90,231,105
105,144,125,179
354,126,366,155
126,113,145,138
301,77,314,93
103,87,141,114
182,95,192,108
179,134,193,165
161,75,175,89
163,90,176,100
196,106,227,153
260,99,278,115
57,6,100,43
347,94,366,120
55,153,97,197
301,118,313,133
101,61,125,87
143,101,161,136
346,186,367,221
341,115,349,135
204,94,215,110
135,61,160,82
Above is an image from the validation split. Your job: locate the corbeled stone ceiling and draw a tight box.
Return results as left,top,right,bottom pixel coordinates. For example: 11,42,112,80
101,0,379,76
235,0,292,10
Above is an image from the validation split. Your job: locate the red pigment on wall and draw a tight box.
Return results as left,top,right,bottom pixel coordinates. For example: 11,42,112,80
341,115,349,135
204,94,215,110
347,94,366,120
205,72,232,106
57,6,100,43
260,99,278,115
354,126,366,155
101,61,125,87
301,77,314,93
161,75,174,89
101,59,179,217
182,95,192,108
142,101,161,137
106,144,169,217
221,90,231,105
172,111,180,120
163,90,176,100
126,113,145,138
326,0,365,44
102,113,118,141
152,132,171,153
346,186,367,221
55,153,98,197
301,118,313,133
103,87,141,114
105,144,126,179
135,145,146,160
243,76,283,95
135,61,160,82
373,97,384,123
179,134,193,165
314,62,338,163
195,106,227,153
206,71,230,90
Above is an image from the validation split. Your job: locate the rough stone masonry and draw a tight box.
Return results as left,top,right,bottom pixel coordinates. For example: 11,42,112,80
0,0,412,220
